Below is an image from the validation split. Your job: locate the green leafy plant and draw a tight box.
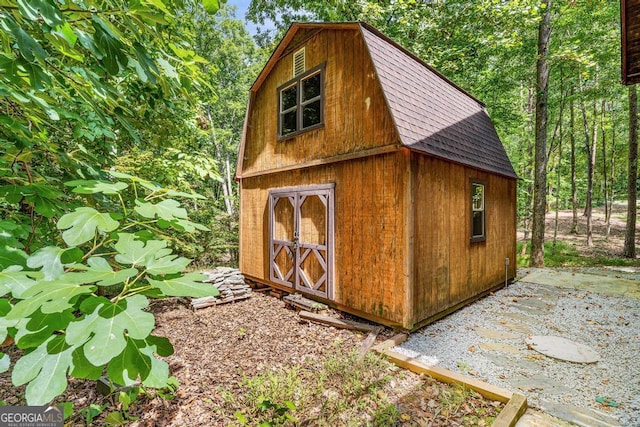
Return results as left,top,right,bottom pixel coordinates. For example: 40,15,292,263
103,388,142,426
80,403,108,425
0,172,218,405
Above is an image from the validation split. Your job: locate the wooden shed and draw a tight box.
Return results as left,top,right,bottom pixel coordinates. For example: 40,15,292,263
236,22,517,330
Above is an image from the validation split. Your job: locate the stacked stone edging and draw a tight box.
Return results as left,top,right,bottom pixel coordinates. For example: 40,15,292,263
191,267,251,308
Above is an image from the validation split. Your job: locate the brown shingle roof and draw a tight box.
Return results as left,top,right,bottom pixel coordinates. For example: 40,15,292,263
359,23,517,179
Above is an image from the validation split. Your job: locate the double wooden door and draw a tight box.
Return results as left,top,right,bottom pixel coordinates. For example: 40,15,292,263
269,184,334,300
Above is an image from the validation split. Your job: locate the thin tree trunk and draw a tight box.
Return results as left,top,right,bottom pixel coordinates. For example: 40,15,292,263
578,76,591,218
578,75,597,247
607,102,616,236
601,101,609,237
586,101,598,247
206,109,234,217
530,0,552,267
552,72,564,255
552,118,562,255
570,91,578,234
624,85,638,258
522,84,536,248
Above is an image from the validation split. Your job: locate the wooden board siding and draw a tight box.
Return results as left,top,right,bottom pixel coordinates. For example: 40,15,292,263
240,29,399,176
623,0,640,84
239,152,408,326
411,154,517,324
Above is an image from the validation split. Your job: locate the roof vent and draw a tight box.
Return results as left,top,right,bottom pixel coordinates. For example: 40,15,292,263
293,48,305,77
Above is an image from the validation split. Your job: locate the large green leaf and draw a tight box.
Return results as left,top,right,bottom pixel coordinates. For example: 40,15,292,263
0,353,9,374
146,335,174,357
65,295,154,366
57,207,120,246
165,189,206,200
14,309,75,349
169,218,210,232
7,280,96,319
0,265,39,298
147,272,218,297
106,336,152,386
70,346,103,380
1,15,47,63
17,0,63,27
139,343,169,388
114,233,171,267
0,245,28,269
134,199,187,221
0,299,16,347
70,257,138,287
92,17,128,74
132,42,158,83
26,246,65,281
12,336,76,405
106,335,172,387
65,180,128,195
144,254,190,275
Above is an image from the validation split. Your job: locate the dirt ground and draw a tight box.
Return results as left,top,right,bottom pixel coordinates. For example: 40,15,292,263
522,202,640,260
0,293,503,426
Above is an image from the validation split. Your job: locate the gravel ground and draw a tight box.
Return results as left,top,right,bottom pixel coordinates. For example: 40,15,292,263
395,275,640,426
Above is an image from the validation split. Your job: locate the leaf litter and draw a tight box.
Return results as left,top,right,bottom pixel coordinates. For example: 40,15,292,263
1,292,504,425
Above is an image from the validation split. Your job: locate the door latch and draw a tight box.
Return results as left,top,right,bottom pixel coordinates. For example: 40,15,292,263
293,230,299,250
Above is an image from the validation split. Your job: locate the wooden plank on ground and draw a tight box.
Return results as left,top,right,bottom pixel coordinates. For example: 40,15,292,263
371,333,408,353
299,311,377,332
493,393,527,427
377,348,513,403
359,326,383,357
371,334,526,426
284,294,328,312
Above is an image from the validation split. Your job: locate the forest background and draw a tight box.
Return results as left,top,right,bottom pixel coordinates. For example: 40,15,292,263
2,0,637,267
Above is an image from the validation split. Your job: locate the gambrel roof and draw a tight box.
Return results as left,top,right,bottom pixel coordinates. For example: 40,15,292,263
240,22,517,179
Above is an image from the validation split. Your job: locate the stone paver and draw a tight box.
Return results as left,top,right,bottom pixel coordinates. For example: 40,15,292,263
479,342,521,354
521,269,640,299
510,373,572,394
474,326,519,340
494,320,532,334
500,312,536,322
516,408,573,427
483,353,540,371
525,335,600,363
538,400,621,427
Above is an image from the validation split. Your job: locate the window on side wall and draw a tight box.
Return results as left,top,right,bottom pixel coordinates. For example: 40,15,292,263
278,64,324,139
471,180,486,242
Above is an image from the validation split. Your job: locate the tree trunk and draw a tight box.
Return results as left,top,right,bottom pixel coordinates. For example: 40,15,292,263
551,69,565,255
607,102,616,236
624,85,638,258
530,0,552,267
521,84,536,246
570,91,578,234
601,101,609,237
578,75,597,247
552,79,564,255
206,109,234,217
586,102,598,247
